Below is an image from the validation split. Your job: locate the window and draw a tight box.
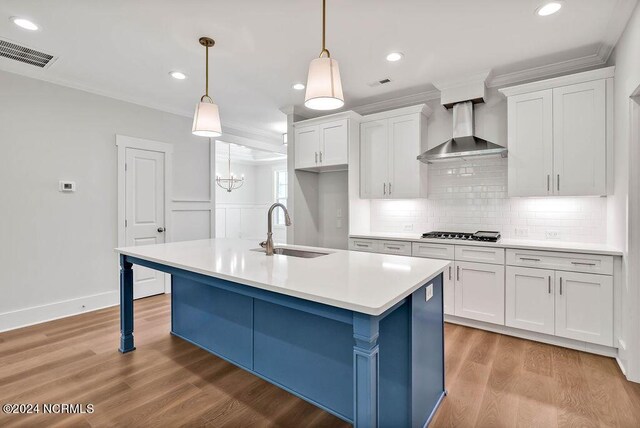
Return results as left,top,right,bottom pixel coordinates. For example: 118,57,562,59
273,169,288,225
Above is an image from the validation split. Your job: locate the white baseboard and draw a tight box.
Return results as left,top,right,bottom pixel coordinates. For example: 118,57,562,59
445,315,618,358
0,291,119,333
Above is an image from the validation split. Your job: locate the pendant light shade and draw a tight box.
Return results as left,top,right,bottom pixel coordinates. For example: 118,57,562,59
192,99,222,137
304,0,344,111
304,56,344,110
192,37,222,137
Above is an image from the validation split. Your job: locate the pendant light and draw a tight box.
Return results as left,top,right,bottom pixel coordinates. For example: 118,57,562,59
192,37,222,137
304,0,344,110
216,144,245,192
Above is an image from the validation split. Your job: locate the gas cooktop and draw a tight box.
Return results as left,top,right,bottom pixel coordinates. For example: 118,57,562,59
421,231,501,242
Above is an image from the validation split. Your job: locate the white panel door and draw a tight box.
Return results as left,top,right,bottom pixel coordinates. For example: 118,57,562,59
360,120,388,198
125,148,167,299
505,266,555,335
454,261,505,325
294,125,319,169
319,119,348,167
553,80,606,196
555,271,613,346
507,89,553,196
388,115,420,199
443,263,455,316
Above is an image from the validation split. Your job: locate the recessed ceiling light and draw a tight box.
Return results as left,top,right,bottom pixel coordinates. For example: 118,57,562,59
536,2,562,16
386,52,404,62
292,83,305,90
10,17,39,31
169,71,187,80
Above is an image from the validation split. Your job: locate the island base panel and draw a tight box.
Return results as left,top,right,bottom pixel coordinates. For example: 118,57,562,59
169,272,444,427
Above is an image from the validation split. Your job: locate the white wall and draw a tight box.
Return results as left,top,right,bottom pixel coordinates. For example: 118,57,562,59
0,70,213,331
318,172,349,249
606,2,640,381
215,159,287,242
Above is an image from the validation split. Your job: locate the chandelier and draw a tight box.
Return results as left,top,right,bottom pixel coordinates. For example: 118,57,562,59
216,144,244,192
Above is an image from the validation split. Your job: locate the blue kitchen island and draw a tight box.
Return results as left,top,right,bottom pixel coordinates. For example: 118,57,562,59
115,239,449,427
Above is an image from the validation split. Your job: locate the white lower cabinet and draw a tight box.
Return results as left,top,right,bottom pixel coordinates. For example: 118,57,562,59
555,271,613,346
443,263,455,316
454,261,505,325
506,266,555,335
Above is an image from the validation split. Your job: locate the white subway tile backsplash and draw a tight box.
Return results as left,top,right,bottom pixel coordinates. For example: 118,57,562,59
371,158,607,243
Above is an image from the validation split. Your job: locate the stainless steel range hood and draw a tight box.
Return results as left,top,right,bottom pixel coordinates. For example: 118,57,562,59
417,101,507,163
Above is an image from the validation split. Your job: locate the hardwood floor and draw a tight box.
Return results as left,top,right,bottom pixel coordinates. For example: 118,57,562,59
0,295,638,427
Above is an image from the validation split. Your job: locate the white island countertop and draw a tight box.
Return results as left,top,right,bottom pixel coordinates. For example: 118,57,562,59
115,238,450,316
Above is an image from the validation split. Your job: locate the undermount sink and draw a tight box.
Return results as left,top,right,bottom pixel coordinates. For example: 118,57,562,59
252,247,329,258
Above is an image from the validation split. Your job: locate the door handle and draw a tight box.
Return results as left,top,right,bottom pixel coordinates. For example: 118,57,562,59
315,152,318,163
319,151,323,163
449,265,452,281
548,276,551,294
157,227,166,233
571,261,596,266
559,277,563,295
383,183,386,195
388,182,392,195
557,174,560,192
547,175,550,192
520,257,541,262
456,265,460,281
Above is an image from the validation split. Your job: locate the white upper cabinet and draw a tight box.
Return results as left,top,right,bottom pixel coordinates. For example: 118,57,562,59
507,90,553,196
500,67,613,197
553,80,607,196
293,112,361,173
359,105,431,199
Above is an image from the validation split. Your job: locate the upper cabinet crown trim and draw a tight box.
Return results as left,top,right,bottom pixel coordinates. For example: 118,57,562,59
361,103,433,122
293,111,362,128
498,66,615,97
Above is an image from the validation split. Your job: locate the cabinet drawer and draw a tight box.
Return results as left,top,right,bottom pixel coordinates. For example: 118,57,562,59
455,245,505,265
412,242,455,260
506,249,613,275
349,238,378,253
379,240,412,256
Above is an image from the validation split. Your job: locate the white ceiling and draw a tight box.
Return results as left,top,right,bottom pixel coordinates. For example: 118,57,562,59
0,0,635,142
216,141,287,165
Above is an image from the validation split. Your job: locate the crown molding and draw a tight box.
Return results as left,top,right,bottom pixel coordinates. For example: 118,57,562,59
350,89,441,116
498,66,615,97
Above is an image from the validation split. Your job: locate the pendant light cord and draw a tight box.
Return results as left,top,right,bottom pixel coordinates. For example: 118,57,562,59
205,45,209,98
320,0,330,58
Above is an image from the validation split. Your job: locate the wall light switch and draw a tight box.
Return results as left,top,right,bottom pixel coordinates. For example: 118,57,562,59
336,218,342,229
59,181,76,192
515,227,529,238
336,208,342,218
425,284,434,302
403,224,414,232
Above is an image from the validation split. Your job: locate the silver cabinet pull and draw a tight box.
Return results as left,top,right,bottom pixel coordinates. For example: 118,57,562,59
548,276,551,294
157,227,166,233
571,261,596,266
449,266,452,280
355,243,368,248
520,257,541,262
383,183,387,195
315,152,318,163
319,151,323,163
559,277,563,295
389,182,392,195
457,265,460,281
386,246,401,250
547,175,550,192
557,174,560,191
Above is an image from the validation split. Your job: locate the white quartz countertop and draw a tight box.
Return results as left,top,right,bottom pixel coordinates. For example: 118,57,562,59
350,233,623,256
115,239,450,316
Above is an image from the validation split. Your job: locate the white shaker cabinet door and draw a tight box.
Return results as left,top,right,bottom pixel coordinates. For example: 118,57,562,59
505,266,555,335
507,89,554,196
360,120,389,198
387,115,420,199
555,271,613,346
319,119,348,167
553,80,606,196
294,125,319,170
443,263,455,316
454,261,505,325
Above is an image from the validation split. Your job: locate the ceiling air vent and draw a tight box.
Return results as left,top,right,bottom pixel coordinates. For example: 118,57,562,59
0,38,56,68
368,78,392,88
